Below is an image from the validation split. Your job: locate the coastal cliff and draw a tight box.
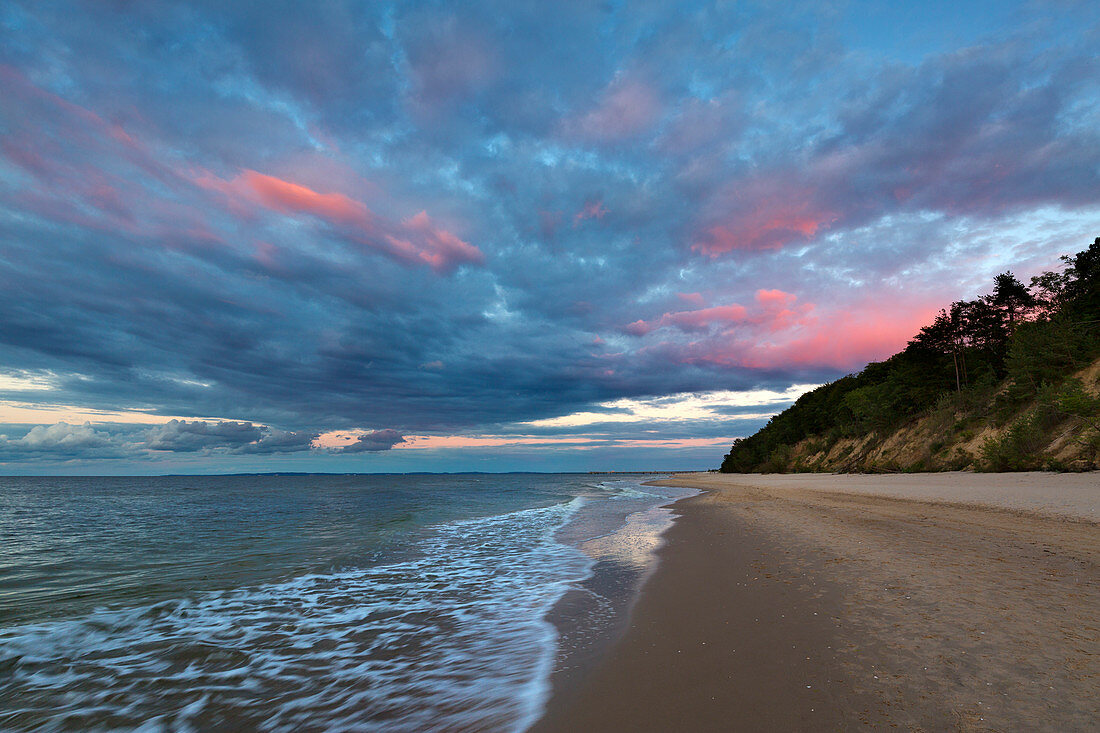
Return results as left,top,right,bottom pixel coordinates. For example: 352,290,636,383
722,237,1100,473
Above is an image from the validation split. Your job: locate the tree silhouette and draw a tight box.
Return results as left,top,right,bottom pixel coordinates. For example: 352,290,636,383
987,271,1035,329
913,309,964,391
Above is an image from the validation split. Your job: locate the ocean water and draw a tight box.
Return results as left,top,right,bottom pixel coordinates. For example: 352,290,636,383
0,474,695,731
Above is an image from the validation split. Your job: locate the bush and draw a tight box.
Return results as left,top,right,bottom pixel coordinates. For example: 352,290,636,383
978,405,1062,471
1053,378,1100,430
760,444,793,473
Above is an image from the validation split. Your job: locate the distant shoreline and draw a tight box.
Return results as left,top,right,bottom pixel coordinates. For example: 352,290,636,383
532,471,1099,731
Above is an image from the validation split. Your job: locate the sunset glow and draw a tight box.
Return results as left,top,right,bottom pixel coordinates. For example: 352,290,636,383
0,1,1097,472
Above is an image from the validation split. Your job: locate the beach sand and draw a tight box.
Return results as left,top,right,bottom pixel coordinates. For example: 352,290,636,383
532,472,1099,732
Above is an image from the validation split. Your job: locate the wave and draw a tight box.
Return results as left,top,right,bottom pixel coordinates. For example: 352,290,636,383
0,498,591,732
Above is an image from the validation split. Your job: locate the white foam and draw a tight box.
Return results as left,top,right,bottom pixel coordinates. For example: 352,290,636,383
0,498,592,732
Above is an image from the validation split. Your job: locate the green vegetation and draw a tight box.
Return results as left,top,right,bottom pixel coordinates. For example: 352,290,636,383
721,237,1100,473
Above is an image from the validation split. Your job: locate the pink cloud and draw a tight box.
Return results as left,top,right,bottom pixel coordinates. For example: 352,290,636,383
564,75,662,143
677,305,938,371
626,289,822,343
243,170,372,226
573,199,609,225
396,435,602,449
751,289,814,332
387,210,486,271
692,207,829,255
625,289,946,373
197,170,484,272
663,304,749,330
690,171,837,256
625,303,748,335
677,292,705,306
0,66,484,278
755,288,797,308
0,67,244,254
607,437,735,449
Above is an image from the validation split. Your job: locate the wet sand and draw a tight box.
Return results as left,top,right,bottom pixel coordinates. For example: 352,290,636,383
532,472,1099,732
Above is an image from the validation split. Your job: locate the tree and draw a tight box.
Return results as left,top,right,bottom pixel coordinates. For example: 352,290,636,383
1062,237,1100,312
912,310,963,391
987,272,1035,329
1029,269,1070,319
957,298,1007,353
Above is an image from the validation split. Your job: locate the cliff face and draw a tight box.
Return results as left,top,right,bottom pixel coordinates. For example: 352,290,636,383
753,357,1100,473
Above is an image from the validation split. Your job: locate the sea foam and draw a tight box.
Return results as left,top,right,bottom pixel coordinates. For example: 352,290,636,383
0,498,591,732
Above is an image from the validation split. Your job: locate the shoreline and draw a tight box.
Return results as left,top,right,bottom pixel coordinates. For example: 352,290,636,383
541,481,701,715
531,472,1100,731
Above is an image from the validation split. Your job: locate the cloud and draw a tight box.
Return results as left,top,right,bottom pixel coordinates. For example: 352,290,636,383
242,170,372,224
234,428,319,454
574,198,608,225
692,177,835,255
0,421,136,461
197,169,485,272
562,75,662,143
690,45,1100,258
404,14,498,116
755,289,797,308
674,305,939,372
337,429,406,453
519,385,819,428
0,1,1098,472
144,420,263,452
0,418,319,462
144,420,315,454
15,422,114,452
657,95,744,155
625,301,785,336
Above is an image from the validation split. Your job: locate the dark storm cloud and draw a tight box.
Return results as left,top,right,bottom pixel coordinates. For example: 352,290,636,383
0,1,1098,468
0,420,318,460
234,428,320,455
144,420,317,454
144,420,263,452
337,429,407,453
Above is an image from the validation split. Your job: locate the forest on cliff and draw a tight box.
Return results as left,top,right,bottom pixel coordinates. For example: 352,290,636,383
721,237,1100,473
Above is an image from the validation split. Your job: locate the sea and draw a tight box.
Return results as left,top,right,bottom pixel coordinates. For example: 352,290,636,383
0,473,696,731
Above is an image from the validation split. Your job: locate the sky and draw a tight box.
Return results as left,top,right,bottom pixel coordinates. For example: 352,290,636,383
0,0,1098,474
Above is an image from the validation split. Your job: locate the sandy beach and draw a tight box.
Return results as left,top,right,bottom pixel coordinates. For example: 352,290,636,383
532,472,1099,732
